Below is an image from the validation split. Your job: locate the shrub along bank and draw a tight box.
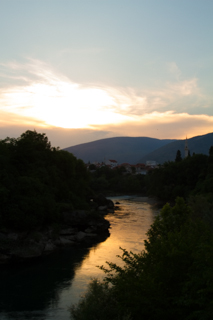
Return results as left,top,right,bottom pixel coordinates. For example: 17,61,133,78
71,197,213,320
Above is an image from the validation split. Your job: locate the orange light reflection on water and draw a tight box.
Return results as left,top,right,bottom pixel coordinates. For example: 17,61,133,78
72,197,159,290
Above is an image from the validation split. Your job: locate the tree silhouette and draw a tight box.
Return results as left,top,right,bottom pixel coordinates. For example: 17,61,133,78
175,150,182,162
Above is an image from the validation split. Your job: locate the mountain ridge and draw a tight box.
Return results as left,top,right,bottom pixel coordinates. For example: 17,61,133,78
63,132,213,164
140,132,213,164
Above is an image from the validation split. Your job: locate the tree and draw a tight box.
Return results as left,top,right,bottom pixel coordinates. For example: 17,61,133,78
146,153,209,201
0,130,91,230
89,163,97,170
209,146,213,156
175,149,182,162
131,166,136,174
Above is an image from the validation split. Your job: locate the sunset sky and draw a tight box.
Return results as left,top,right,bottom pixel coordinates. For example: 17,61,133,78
0,0,213,148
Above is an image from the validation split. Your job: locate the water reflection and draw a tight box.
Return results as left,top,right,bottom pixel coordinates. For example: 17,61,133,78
0,196,159,320
0,239,108,320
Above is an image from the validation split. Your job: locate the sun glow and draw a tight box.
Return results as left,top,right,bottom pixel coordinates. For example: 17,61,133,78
1,60,213,142
0,79,133,128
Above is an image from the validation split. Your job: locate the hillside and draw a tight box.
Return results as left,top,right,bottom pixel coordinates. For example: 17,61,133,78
140,132,213,164
64,132,213,165
64,137,175,164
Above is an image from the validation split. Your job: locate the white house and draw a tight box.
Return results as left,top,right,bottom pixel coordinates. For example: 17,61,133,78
146,160,157,167
105,159,118,168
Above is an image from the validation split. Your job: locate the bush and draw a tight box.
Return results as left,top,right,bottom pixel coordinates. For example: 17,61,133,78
71,198,213,320
70,279,132,320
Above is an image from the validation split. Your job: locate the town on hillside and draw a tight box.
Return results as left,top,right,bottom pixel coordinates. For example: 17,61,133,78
86,137,190,174
86,159,158,174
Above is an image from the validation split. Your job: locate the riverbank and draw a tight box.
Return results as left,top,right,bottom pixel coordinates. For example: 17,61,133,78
0,195,159,320
0,194,114,265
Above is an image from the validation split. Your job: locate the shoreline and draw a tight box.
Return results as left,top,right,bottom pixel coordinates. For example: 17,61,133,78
0,194,114,265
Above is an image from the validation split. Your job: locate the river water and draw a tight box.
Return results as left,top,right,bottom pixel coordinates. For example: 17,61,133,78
0,196,160,320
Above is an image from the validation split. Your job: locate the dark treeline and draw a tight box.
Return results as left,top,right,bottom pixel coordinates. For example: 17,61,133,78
89,147,213,202
0,130,91,231
89,164,145,194
146,147,213,201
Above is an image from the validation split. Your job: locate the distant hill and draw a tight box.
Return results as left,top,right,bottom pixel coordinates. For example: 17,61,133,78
139,132,213,164
64,132,213,165
64,137,175,164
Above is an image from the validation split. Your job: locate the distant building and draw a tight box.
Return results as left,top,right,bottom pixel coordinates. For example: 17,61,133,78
134,163,147,175
146,160,157,167
185,137,189,158
105,159,118,168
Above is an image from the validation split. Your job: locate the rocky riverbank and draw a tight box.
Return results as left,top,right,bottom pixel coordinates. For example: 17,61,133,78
0,194,114,264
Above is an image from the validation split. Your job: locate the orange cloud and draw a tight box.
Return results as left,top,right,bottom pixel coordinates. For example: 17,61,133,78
95,112,213,140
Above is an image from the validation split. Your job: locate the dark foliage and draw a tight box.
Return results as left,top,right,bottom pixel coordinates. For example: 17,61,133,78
145,152,213,201
90,165,146,194
71,198,213,320
89,146,213,201
175,149,182,162
0,130,91,230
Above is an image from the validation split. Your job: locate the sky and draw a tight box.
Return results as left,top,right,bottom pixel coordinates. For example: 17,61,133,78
0,0,213,149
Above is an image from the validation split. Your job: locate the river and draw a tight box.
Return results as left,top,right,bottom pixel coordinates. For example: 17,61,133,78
0,196,160,320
